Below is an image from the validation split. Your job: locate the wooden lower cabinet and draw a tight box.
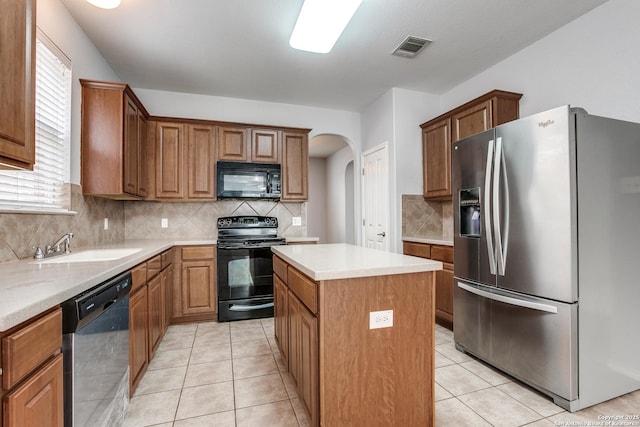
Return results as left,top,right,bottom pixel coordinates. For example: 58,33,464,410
1,307,63,427
147,274,163,360
403,241,454,328
129,286,148,395
3,354,64,427
274,256,435,426
171,246,217,323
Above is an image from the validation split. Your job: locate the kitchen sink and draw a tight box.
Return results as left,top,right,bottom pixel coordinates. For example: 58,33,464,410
34,248,142,264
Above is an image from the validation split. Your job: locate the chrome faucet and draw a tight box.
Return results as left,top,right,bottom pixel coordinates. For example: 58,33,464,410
34,232,74,259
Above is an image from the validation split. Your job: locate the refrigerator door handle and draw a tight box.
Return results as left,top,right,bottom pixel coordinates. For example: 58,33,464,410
493,137,506,276
484,139,496,275
458,282,559,314
499,137,510,274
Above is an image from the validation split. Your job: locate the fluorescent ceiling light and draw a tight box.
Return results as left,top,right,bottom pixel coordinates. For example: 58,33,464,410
290,0,364,54
86,0,121,9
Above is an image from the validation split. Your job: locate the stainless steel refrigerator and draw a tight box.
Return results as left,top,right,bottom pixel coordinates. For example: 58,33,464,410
452,105,640,411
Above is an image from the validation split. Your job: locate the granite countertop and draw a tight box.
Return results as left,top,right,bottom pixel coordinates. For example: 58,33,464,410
272,243,442,281
402,236,454,247
0,239,216,332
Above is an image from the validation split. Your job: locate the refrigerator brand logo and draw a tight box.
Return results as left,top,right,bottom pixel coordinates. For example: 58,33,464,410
538,119,555,128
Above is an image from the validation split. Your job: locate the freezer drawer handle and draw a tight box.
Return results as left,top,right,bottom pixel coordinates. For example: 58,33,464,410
229,302,274,311
484,139,497,274
457,282,558,314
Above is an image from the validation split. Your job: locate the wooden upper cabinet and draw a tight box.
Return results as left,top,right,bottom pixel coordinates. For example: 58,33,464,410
0,0,36,170
187,124,216,199
80,80,149,199
155,122,185,199
422,118,452,199
281,131,309,201
217,126,248,161
137,112,148,198
419,89,522,200
250,129,279,163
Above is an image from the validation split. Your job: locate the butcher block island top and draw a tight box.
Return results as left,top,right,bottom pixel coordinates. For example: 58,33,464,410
271,243,441,426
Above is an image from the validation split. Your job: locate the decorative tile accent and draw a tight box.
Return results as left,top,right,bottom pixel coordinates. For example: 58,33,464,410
123,200,307,240
401,194,454,241
0,184,124,263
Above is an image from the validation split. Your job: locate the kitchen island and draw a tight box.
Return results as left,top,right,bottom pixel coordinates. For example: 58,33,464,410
271,243,442,427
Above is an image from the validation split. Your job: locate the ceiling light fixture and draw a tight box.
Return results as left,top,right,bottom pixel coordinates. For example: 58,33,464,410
86,0,121,9
289,0,364,54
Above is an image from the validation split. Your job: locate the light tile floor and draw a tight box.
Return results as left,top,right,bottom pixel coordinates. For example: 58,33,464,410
124,319,640,427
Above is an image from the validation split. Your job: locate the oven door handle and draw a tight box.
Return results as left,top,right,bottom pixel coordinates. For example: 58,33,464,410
228,302,274,311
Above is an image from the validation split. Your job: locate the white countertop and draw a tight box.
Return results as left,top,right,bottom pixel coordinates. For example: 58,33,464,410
272,243,442,281
0,239,216,332
284,236,320,243
402,236,454,247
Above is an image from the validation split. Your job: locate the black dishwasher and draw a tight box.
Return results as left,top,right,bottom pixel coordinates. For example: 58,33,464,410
61,271,131,427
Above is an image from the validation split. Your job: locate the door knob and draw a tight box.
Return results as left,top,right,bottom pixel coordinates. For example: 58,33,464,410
377,232,386,237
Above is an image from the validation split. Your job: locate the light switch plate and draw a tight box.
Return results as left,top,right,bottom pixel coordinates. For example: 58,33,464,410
292,217,302,226
161,218,169,228
103,218,109,230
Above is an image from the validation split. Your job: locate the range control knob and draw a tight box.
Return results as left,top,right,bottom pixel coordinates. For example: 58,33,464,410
217,218,232,228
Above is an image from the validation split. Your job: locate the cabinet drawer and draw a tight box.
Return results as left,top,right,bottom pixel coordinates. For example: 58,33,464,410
273,256,288,282
431,245,454,263
2,308,62,390
146,255,162,280
403,242,431,259
131,262,147,292
287,267,317,314
161,248,175,269
181,246,215,260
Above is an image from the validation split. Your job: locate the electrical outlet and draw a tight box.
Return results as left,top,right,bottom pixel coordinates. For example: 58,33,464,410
369,310,393,329
103,218,109,230
161,218,169,228
292,217,302,226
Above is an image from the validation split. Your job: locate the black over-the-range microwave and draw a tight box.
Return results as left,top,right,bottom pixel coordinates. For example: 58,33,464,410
216,161,281,200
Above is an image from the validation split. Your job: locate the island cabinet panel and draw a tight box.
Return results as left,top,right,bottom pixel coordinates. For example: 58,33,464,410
273,274,289,366
420,89,522,200
273,255,435,426
0,0,36,170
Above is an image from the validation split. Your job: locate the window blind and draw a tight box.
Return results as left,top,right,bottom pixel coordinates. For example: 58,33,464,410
0,31,72,213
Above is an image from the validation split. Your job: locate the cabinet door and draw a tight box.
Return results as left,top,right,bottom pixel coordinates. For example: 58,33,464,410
161,265,174,332
435,263,454,326
298,303,319,427
422,118,452,199
452,100,492,142
287,291,301,385
0,0,36,169
123,95,139,196
250,129,279,163
216,126,247,161
187,124,216,199
4,353,64,427
281,131,309,201
273,275,289,366
137,111,148,197
129,287,148,396
181,260,216,316
147,275,163,360
155,122,185,198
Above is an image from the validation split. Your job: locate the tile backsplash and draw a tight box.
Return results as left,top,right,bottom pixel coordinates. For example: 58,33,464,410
124,199,306,240
0,184,124,263
402,195,453,241
0,184,306,264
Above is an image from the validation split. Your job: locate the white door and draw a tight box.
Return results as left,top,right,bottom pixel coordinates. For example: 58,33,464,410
362,144,389,251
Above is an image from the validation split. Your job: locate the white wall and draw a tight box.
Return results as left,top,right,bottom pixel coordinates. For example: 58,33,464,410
326,146,357,244
307,158,327,243
441,0,640,123
134,88,362,149
37,0,120,184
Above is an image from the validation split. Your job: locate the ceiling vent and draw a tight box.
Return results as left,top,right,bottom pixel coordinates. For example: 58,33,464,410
392,36,431,58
